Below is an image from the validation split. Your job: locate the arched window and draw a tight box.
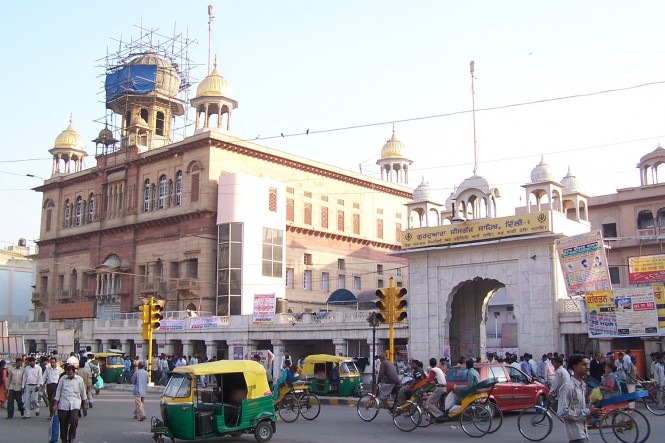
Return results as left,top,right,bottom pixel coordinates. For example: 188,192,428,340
657,207,665,228
158,175,167,209
64,199,70,228
143,179,150,212
88,193,94,223
637,210,654,229
175,171,183,206
156,111,165,136
140,108,149,124
75,197,83,226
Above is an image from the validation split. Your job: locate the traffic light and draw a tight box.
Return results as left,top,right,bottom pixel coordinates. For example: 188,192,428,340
393,287,408,322
139,301,151,340
151,299,164,331
375,288,392,323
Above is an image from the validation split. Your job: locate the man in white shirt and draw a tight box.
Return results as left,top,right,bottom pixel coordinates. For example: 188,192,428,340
425,357,447,423
548,356,570,401
654,353,665,410
66,352,79,368
21,356,43,418
54,365,88,443
42,356,64,419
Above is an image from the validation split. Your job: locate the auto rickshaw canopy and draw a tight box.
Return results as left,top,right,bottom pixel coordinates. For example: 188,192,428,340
301,354,353,375
172,360,270,400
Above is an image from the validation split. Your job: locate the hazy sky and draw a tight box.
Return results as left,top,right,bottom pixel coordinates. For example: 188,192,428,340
2,1,664,252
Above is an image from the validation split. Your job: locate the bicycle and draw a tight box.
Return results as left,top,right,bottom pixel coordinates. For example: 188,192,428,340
518,393,650,443
635,378,665,416
292,381,321,420
396,378,498,438
356,383,423,432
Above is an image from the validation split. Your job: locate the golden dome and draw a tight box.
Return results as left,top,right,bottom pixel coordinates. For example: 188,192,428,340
128,52,180,97
380,126,406,159
196,60,235,99
53,116,86,152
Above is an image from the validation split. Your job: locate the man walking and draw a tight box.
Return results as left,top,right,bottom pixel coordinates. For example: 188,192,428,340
54,364,88,443
654,353,665,410
22,356,42,418
5,358,25,419
42,356,63,419
131,361,149,421
558,354,601,442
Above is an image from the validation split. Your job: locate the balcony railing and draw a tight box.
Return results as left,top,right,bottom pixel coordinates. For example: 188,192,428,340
31,292,46,303
176,278,198,290
138,282,168,293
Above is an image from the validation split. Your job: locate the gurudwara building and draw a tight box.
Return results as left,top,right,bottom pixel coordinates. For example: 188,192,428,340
13,32,413,364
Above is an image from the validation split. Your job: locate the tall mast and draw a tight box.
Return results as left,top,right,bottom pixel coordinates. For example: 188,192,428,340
207,5,214,74
470,61,478,176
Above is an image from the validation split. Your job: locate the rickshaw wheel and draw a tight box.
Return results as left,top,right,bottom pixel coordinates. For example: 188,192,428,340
278,394,300,423
254,421,273,443
459,404,492,438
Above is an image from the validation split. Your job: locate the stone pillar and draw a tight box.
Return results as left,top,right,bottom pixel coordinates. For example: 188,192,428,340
332,338,347,356
182,340,194,359
271,340,286,382
124,340,133,356
205,341,218,361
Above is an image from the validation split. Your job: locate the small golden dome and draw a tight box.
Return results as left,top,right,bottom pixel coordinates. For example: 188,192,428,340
53,115,86,152
380,126,405,159
196,58,235,99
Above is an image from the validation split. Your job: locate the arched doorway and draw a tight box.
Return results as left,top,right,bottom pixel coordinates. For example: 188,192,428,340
448,277,505,361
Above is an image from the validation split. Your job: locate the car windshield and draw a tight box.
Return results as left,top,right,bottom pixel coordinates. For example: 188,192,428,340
164,374,191,398
107,355,123,365
341,362,358,373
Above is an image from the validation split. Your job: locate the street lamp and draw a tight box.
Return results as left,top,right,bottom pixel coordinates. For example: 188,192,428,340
367,311,380,389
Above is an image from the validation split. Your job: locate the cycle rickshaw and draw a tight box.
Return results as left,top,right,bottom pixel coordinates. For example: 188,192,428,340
357,378,498,436
518,390,651,443
272,379,321,423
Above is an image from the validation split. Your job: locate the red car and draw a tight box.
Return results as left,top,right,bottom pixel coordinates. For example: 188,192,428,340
445,363,549,411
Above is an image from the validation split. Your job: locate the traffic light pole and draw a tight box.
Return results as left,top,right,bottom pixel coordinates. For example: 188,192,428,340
147,297,154,385
388,278,395,363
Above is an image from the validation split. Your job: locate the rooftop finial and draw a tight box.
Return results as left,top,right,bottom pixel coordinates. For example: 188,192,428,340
213,54,218,70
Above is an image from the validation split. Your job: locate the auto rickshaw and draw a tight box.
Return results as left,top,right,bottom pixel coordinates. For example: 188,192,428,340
301,354,361,397
92,351,125,384
151,360,277,443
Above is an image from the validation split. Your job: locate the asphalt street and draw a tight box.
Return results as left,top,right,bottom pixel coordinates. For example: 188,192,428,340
1,391,663,443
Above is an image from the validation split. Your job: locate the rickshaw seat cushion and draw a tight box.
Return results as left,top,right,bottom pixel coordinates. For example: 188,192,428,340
460,378,497,399
598,390,647,407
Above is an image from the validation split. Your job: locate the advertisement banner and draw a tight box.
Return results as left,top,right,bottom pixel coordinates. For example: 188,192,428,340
653,283,665,334
190,317,223,330
252,293,276,324
556,230,611,296
401,211,551,249
586,287,660,337
158,319,186,331
628,254,665,283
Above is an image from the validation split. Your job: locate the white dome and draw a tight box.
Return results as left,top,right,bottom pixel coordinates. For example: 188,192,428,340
561,167,580,194
456,175,492,195
413,178,431,200
530,157,553,182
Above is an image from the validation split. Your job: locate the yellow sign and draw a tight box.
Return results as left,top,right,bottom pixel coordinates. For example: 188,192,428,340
401,212,551,249
628,254,665,283
653,283,665,334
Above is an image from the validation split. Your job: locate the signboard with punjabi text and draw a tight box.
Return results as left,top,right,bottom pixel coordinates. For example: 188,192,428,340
401,211,551,249
556,230,611,296
628,254,665,284
585,287,660,338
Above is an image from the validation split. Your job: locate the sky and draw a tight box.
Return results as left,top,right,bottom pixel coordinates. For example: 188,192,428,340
1,1,665,253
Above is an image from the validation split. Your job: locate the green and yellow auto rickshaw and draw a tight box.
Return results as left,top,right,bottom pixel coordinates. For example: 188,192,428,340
301,354,361,397
151,360,276,443
92,351,125,384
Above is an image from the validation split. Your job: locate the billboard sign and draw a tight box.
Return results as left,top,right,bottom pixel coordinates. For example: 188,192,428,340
556,230,611,296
